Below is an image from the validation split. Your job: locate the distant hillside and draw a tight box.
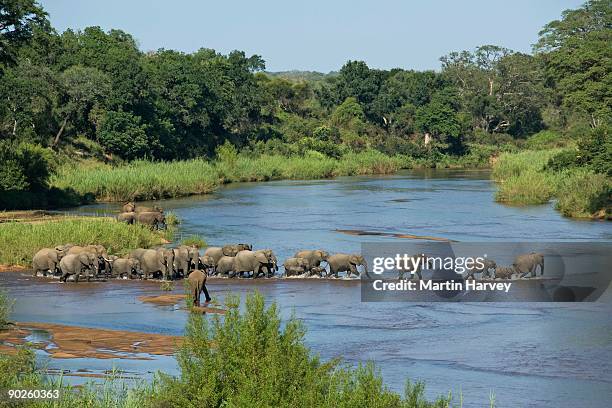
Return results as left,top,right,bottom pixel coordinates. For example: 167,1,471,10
265,70,337,82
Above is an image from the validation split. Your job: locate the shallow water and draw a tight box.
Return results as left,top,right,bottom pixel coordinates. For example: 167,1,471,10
5,169,612,407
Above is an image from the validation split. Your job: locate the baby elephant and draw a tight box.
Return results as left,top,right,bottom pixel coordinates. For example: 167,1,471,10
111,258,141,279
284,257,310,277
187,270,211,306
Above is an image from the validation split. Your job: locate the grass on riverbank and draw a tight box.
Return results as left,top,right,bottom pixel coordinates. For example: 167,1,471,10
0,218,166,266
50,150,406,202
492,150,611,218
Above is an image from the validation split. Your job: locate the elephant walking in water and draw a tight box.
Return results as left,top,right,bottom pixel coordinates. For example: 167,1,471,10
59,253,97,282
283,257,311,277
216,256,236,277
32,244,73,276
187,270,211,306
327,253,369,279
234,250,271,278
174,245,199,278
135,248,175,280
294,250,329,273
513,252,544,278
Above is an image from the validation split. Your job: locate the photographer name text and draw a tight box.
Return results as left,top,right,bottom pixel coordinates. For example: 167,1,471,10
372,280,512,293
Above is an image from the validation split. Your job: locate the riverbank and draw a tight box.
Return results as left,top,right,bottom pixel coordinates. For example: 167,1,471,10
49,148,497,203
492,149,611,219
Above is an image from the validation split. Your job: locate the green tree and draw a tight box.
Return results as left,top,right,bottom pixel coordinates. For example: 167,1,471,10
53,65,110,146
535,0,612,128
0,0,49,68
97,111,151,160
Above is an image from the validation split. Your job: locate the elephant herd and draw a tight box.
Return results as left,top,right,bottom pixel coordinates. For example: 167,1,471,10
31,241,371,283
117,202,166,230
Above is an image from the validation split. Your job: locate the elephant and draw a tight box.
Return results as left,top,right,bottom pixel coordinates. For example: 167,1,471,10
256,249,278,276
216,256,236,276
222,243,253,257
59,252,97,282
66,245,109,277
327,253,369,279
110,258,141,279
174,245,199,277
32,245,71,276
465,259,497,280
234,250,270,278
198,255,215,274
102,255,119,277
494,265,515,280
122,202,135,212
294,250,329,272
187,270,211,306
117,212,135,224
203,247,224,271
134,211,166,230
513,252,544,278
135,205,163,213
139,248,175,280
283,257,311,277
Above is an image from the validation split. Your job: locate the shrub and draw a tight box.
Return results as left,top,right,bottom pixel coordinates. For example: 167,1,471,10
181,235,207,248
525,130,566,150
215,140,239,167
150,292,451,408
495,170,557,205
0,141,53,192
555,169,611,218
577,125,611,176
546,149,579,172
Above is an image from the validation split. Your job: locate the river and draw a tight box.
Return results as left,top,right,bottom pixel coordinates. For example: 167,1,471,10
4,169,612,407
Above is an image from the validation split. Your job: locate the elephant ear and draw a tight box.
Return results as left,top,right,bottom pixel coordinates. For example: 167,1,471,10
255,252,268,264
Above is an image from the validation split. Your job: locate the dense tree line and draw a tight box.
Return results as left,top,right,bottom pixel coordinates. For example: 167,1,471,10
0,0,610,204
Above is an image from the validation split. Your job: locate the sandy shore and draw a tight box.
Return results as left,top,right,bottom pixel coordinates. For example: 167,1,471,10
0,322,183,359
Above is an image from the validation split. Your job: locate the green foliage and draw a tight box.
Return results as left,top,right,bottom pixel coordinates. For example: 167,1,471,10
97,111,150,160
0,218,164,265
151,292,451,408
535,0,611,127
0,0,49,67
215,140,238,167
576,125,612,176
0,141,53,191
546,149,580,172
495,170,557,205
525,130,566,150
180,235,206,248
555,169,611,218
493,149,610,217
50,159,219,201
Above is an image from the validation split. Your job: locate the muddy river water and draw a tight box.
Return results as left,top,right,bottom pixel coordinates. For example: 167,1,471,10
4,169,612,407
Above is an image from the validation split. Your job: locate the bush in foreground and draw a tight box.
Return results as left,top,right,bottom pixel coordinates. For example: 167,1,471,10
150,292,451,408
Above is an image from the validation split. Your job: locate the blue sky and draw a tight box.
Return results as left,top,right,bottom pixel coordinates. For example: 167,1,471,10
39,0,584,72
